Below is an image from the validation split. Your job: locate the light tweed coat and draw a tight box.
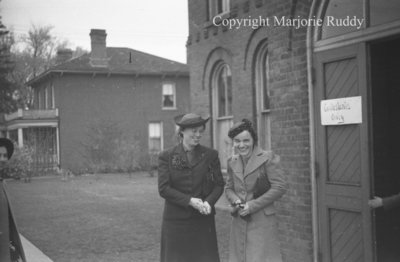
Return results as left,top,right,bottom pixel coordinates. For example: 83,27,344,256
225,146,287,262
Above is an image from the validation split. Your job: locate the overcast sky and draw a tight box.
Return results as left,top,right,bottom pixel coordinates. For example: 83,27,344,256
1,0,188,63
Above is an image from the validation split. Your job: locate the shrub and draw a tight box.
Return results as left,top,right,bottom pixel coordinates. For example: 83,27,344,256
138,152,158,177
82,119,143,174
0,143,34,180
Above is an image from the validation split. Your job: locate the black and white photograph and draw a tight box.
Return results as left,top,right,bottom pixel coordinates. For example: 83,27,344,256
1,0,400,261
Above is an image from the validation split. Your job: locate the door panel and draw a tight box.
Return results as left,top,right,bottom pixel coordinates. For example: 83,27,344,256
314,44,373,262
327,125,361,184
329,209,363,262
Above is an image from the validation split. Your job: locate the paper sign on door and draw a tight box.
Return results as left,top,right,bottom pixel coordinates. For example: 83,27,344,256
320,96,362,125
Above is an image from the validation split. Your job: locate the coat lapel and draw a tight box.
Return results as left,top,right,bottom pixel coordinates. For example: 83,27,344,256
229,154,245,183
243,146,268,178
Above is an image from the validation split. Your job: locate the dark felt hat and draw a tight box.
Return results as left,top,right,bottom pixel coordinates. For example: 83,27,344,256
174,113,210,128
0,138,14,159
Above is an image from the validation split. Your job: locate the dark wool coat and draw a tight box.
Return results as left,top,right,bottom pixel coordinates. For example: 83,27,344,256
0,181,26,262
383,192,400,210
225,147,287,262
158,143,224,262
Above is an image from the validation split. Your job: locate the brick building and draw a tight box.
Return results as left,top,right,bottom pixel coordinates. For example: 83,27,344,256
2,29,190,172
187,0,400,261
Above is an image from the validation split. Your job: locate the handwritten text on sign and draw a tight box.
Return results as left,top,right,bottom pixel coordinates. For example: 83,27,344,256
320,96,362,125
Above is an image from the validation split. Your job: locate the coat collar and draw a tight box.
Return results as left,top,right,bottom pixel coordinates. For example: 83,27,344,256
229,146,269,179
173,143,206,168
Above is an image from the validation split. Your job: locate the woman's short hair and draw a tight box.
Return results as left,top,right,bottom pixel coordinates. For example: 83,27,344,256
227,119,258,143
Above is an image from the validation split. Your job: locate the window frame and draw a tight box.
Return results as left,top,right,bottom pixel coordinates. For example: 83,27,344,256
253,41,271,150
208,0,230,19
148,122,163,153
213,63,233,118
211,61,233,172
161,82,176,110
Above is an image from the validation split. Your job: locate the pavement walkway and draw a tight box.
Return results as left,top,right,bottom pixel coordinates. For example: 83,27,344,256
20,234,53,262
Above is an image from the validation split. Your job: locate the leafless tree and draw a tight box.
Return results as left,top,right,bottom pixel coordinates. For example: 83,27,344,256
10,24,88,109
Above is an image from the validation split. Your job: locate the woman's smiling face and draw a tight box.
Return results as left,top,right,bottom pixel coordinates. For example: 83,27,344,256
232,130,254,158
181,125,205,148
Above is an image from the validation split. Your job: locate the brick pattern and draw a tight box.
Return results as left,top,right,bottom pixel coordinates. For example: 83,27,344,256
187,0,313,261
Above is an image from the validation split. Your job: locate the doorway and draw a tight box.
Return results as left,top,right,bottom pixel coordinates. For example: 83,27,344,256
314,44,373,262
371,36,400,262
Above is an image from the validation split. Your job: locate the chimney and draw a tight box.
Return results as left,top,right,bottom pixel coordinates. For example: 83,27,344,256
56,49,73,64
89,29,108,67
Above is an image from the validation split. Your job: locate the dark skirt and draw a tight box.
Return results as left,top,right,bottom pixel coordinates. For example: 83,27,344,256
160,216,220,262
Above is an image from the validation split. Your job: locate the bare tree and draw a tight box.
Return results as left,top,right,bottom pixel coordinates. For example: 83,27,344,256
9,24,88,109
21,24,56,77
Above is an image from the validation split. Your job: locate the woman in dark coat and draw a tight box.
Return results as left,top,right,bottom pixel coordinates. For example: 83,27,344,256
158,113,225,262
0,138,26,262
225,119,287,262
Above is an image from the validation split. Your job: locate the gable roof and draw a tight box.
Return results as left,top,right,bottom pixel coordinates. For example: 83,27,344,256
28,47,188,85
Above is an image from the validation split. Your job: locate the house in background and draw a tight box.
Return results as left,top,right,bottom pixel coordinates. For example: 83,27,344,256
2,29,190,172
188,0,400,261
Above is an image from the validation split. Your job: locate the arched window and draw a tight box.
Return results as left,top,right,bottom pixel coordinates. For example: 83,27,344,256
215,64,232,117
253,41,271,150
211,62,233,170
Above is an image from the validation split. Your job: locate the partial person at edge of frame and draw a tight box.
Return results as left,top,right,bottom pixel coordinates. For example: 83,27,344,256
369,193,400,210
225,119,287,262
157,113,225,262
0,137,26,262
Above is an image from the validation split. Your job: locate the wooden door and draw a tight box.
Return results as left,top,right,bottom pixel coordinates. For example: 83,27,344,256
314,44,373,262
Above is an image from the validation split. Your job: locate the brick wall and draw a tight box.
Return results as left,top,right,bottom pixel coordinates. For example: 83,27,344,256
50,73,190,171
187,0,313,261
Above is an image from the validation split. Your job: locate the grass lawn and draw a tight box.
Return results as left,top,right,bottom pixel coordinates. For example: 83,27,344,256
5,173,231,262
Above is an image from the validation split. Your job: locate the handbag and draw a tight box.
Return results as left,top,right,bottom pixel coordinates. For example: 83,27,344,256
253,163,271,199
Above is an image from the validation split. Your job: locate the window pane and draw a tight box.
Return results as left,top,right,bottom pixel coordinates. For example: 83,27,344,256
40,89,46,109
262,55,270,110
217,67,227,117
222,0,230,13
321,0,364,39
163,95,174,107
370,0,400,26
149,123,161,137
163,84,173,95
217,0,223,14
48,85,53,109
226,67,232,116
162,83,175,108
149,138,161,152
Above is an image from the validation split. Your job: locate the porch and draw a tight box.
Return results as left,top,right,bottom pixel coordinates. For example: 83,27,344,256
3,109,60,170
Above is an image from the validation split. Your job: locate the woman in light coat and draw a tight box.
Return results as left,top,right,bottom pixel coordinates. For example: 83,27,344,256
225,119,287,262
